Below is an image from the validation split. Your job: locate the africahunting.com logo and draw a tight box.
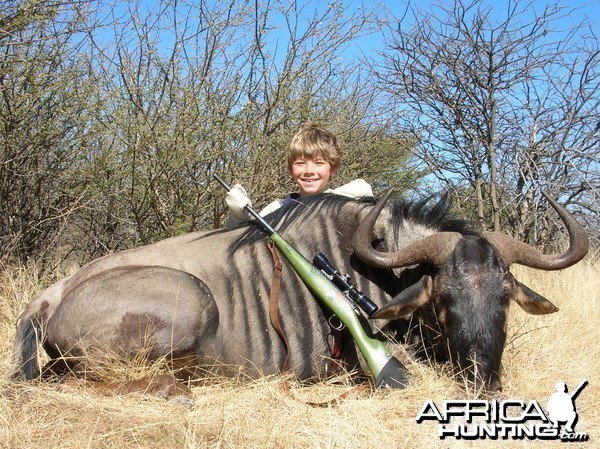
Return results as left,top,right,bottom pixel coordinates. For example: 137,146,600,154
416,380,589,442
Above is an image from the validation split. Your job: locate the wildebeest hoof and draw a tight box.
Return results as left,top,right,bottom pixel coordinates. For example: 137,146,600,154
167,395,196,409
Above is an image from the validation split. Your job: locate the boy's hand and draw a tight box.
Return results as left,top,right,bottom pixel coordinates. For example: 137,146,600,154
226,184,252,220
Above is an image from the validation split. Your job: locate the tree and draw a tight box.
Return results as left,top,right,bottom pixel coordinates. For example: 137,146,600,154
374,0,598,244
0,0,96,266
81,0,419,247
0,0,422,266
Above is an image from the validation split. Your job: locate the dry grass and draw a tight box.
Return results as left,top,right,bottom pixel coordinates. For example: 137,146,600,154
0,259,598,448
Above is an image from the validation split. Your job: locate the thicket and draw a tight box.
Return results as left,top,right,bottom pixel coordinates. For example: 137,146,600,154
0,0,597,271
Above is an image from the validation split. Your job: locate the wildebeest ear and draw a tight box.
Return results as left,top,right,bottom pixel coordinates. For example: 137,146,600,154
512,281,559,315
371,276,432,319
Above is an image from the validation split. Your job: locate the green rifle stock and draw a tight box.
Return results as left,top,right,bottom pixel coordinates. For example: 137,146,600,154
215,174,407,388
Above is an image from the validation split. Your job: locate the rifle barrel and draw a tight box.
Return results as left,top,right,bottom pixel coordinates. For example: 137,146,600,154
570,379,588,400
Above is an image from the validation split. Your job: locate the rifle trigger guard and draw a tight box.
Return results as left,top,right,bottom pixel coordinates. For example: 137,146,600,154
328,315,345,331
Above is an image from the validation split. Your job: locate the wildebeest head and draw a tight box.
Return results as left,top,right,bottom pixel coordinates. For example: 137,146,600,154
352,190,588,392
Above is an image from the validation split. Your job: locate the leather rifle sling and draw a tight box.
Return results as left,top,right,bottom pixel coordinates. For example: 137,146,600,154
267,240,290,374
266,240,370,406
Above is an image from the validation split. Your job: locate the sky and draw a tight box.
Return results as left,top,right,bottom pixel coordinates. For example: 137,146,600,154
345,0,599,60
93,0,599,77
362,0,599,28
376,0,599,22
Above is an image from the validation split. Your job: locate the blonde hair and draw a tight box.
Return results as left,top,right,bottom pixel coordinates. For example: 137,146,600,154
287,122,341,172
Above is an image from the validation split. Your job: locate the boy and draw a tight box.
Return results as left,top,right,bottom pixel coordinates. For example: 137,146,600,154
226,122,372,226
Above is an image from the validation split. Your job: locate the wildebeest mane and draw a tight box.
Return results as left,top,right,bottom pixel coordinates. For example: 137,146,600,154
227,192,477,255
387,193,478,237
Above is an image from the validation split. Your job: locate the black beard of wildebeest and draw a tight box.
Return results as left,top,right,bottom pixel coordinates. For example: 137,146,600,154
11,190,588,393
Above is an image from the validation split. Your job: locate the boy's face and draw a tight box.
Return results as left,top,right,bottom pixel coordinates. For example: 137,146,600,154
289,154,336,196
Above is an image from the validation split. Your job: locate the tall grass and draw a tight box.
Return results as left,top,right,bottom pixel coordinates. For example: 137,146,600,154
0,259,598,448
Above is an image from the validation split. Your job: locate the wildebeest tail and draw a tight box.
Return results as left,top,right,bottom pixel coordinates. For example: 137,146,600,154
11,315,43,381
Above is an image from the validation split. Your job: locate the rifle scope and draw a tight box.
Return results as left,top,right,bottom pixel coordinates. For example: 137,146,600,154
313,253,379,317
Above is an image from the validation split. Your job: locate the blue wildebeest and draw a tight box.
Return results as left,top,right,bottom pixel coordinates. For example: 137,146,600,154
11,190,588,392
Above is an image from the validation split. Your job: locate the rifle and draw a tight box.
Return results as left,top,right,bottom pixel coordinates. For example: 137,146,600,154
570,379,588,401
214,174,407,388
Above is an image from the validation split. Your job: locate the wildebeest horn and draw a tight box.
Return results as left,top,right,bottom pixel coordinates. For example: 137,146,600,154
483,191,589,270
352,189,463,268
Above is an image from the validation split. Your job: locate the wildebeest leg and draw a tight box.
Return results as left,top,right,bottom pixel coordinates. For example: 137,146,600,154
11,277,74,381
58,373,195,407
43,265,219,397
89,374,192,397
